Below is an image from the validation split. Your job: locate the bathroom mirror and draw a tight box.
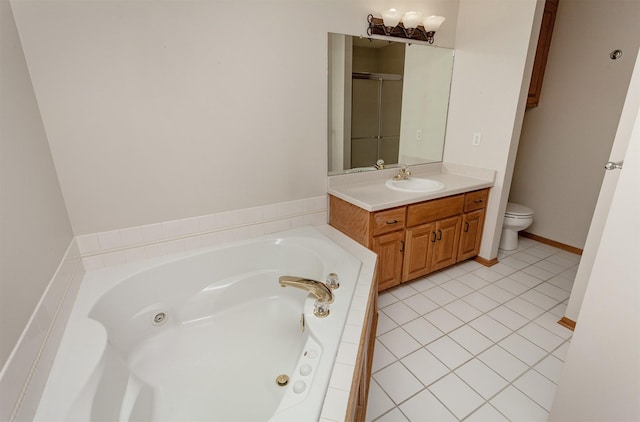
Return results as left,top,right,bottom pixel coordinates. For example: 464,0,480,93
328,33,454,175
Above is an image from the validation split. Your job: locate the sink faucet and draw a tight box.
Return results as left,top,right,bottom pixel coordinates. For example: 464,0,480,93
279,276,334,318
393,165,412,180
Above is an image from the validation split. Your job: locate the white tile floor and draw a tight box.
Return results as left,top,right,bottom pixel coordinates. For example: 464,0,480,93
367,236,579,422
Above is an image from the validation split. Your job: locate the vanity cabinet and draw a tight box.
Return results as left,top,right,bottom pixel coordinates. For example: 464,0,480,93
459,210,485,261
371,203,407,290
403,217,464,280
428,216,463,271
402,222,436,282
458,188,489,261
328,198,407,291
402,194,464,280
329,188,489,292
372,231,405,291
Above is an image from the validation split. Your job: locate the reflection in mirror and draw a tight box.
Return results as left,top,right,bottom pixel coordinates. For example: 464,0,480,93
328,33,454,175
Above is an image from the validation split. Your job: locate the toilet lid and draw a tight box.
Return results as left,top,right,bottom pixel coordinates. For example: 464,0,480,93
505,202,534,217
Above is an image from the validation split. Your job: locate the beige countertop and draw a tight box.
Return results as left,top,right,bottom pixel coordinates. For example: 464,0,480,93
328,162,495,211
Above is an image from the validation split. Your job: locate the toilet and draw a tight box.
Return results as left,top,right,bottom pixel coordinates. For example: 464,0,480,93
499,202,534,251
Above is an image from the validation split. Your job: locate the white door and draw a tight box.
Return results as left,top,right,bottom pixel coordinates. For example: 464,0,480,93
548,70,640,421
564,48,640,321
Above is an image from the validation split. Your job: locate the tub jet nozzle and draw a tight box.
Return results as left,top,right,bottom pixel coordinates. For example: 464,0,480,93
153,312,167,325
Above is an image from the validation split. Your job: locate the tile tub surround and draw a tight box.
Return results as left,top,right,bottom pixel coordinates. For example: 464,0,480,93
315,225,377,421
0,241,85,422
76,195,327,270
367,236,578,421
328,163,495,212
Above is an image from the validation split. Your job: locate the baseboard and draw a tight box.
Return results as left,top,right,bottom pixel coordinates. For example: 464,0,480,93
474,255,499,267
558,316,576,331
521,231,583,255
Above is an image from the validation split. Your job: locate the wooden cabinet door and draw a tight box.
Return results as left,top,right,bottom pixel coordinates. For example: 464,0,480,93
402,223,436,282
458,209,486,262
430,216,462,272
527,0,558,107
373,230,404,291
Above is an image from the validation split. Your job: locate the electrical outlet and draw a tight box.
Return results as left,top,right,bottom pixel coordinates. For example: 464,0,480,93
416,129,423,141
472,132,481,146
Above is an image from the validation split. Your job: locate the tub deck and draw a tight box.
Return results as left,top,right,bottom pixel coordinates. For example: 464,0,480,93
34,226,377,422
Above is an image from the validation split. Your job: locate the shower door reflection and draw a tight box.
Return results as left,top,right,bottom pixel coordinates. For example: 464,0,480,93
351,73,402,169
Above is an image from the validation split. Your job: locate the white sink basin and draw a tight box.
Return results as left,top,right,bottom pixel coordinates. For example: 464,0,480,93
385,177,445,193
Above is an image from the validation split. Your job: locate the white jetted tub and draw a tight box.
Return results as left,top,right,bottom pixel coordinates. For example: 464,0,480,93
35,226,367,421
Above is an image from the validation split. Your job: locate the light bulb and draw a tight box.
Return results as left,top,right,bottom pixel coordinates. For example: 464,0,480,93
423,15,445,32
381,8,402,27
402,11,423,29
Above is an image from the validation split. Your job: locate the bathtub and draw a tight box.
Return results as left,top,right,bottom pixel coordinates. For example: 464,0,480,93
35,226,371,421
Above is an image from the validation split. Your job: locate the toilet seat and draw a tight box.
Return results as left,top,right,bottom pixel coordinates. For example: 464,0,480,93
505,202,534,218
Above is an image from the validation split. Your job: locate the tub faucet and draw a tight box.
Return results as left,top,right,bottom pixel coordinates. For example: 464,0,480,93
393,165,411,180
279,276,333,318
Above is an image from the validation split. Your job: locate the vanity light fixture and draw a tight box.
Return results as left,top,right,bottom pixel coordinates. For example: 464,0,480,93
423,15,446,33
402,11,423,37
381,8,402,34
367,10,445,44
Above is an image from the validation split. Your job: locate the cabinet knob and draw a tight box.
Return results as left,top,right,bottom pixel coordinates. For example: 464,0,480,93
431,232,437,243
473,199,483,204
437,230,442,240
400,240,405,252
386,220,398,225
464,221,470,232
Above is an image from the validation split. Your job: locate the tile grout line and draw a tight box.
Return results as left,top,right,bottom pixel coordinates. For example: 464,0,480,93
373,328,570,421
369,238,577,421
8,259,84,422
79,209,327,258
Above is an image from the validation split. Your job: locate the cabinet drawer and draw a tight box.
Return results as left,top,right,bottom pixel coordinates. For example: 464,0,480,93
464,189,489,212
372,207,406,236
407,195,464,227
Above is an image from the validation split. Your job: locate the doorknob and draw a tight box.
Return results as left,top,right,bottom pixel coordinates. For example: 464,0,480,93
604,161,623,170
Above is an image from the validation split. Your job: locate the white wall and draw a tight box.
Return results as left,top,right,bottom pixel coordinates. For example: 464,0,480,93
549,68,640,421
564,47,640,322
10,0,459,236
0,1,73,370
510,0,640,249
1,1,457,414
328,33,349,173
399,45,453,164
444,0,543,260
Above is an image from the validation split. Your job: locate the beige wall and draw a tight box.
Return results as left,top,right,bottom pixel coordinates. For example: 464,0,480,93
564,48,640,322
10,0,459,236
0,1,73,369
444,0,543,260
510,0,640,249
1,0,458,402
